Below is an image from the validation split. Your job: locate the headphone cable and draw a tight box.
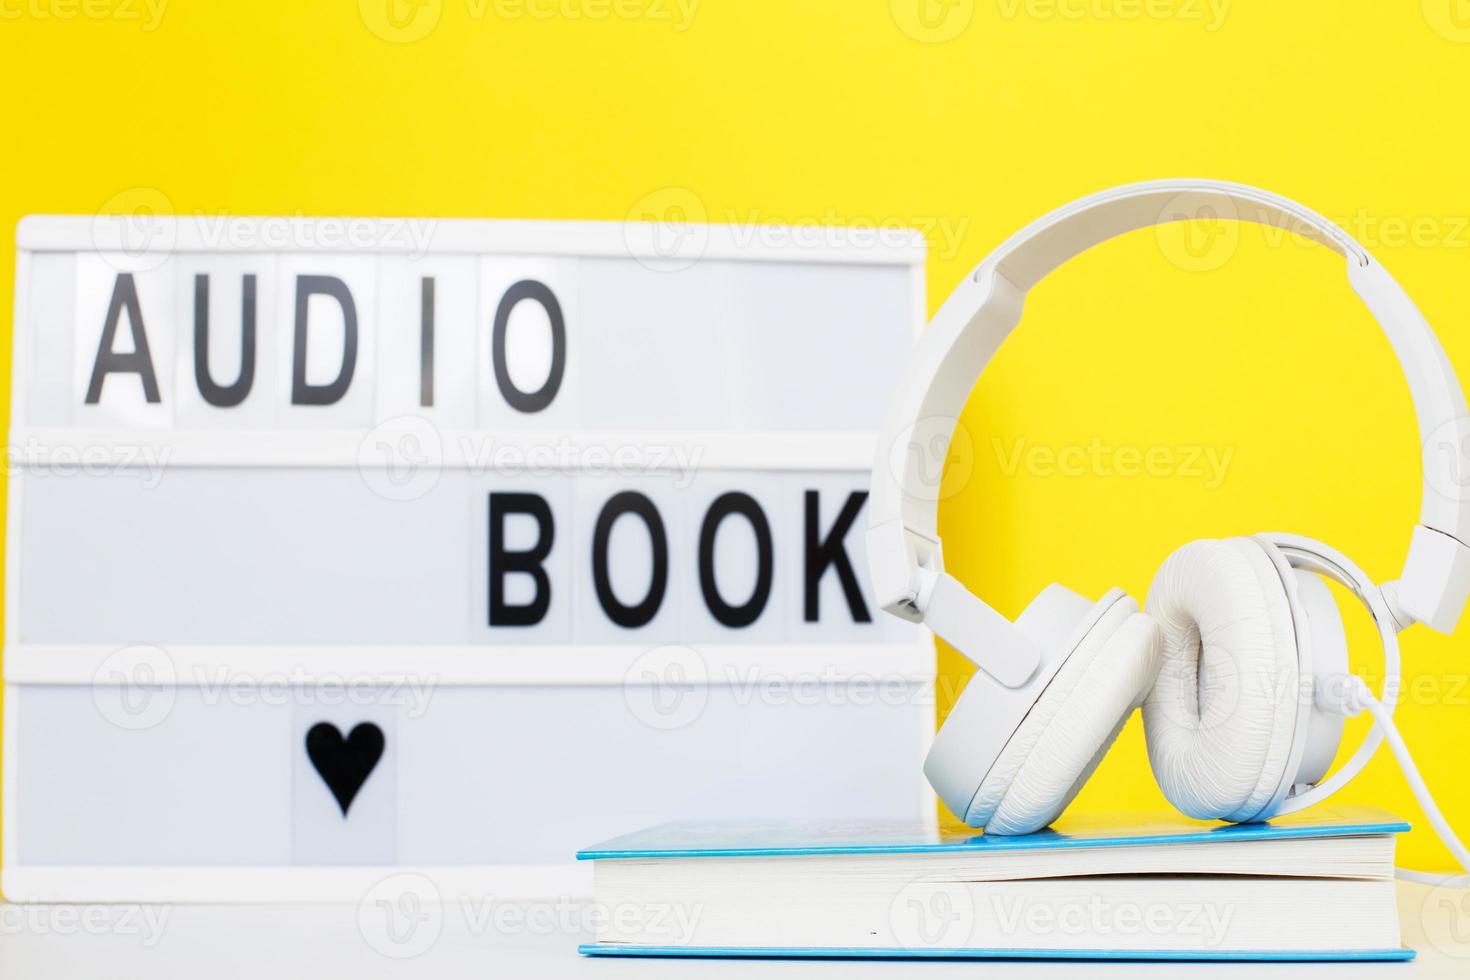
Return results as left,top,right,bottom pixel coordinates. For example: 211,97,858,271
1343,676,1470,885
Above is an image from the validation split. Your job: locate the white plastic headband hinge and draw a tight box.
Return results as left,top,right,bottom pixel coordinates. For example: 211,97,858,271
923,572,1042,689
865,519,941,623
1397,525,1470,633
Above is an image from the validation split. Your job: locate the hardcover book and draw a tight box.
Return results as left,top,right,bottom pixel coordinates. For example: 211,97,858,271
577,807,1411,961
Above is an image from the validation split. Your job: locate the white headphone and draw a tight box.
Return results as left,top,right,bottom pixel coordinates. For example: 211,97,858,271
869,180,1470,876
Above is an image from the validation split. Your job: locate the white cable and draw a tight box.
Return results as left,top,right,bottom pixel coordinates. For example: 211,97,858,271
1343,676,1470,885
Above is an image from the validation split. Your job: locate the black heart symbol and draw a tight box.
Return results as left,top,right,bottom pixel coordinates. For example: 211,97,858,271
306,722,385,817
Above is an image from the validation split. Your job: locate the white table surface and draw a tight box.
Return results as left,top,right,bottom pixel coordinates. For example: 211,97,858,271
0,882,1465,979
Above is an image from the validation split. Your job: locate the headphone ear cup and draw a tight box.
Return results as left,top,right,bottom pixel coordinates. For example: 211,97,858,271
1143,537,1300,822
969,598,1162,835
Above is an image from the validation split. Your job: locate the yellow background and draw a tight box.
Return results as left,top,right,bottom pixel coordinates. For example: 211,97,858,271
2,1,1468,869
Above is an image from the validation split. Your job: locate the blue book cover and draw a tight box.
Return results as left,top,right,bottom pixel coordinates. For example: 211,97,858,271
578,805,1409,860
578,807,1412,961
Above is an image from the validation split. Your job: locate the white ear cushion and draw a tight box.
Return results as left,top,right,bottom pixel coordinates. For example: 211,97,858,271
970,598,1162,835
1142,537,1300,822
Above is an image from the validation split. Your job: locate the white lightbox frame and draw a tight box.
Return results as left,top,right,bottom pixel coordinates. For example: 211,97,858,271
4,215,935,902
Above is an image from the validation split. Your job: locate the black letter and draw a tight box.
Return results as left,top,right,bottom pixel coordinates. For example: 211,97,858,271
85,273,160,404
698,492,773,628
420,277,434,407
804,490,871,623
592,491,669,628
193,273,257,407
488,493,554,627
492,279,565,413
292,275,358,405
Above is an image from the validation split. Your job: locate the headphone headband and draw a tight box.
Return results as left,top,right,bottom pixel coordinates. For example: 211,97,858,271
869,179,1470,687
